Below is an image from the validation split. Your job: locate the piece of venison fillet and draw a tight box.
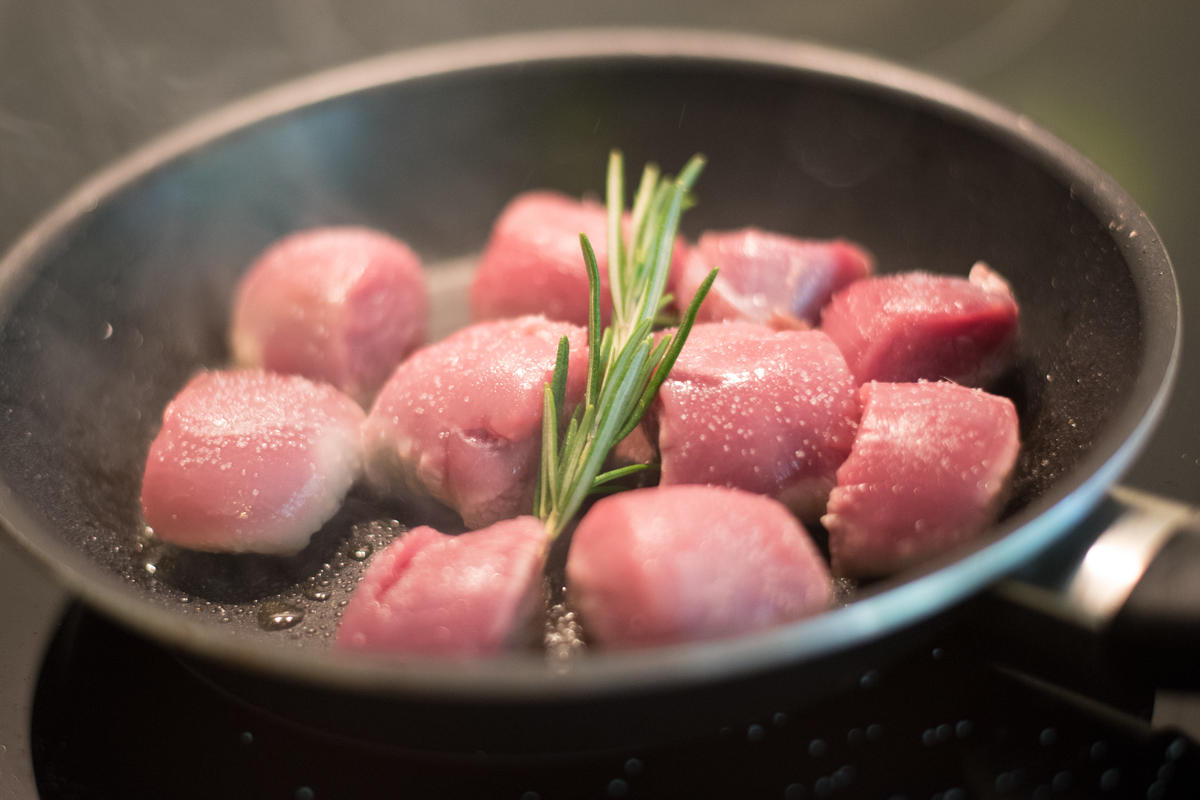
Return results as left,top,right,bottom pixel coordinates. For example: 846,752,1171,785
141,370,365,555
337,516,547,656
362,315,587,529
822,380,1020,578
820,263,1019,386
656,322,860,519
567,485,833,649
673,228,872,329
231,227,428,406
470,191,686,326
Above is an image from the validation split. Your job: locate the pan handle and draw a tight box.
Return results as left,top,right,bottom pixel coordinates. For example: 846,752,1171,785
1109,499,1200,687
977,487,1200,698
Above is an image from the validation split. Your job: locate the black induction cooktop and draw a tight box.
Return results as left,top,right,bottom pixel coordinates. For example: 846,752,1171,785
5,584,1200,799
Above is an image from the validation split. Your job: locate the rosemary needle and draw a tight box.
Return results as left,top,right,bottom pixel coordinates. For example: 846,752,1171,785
535,150,717,539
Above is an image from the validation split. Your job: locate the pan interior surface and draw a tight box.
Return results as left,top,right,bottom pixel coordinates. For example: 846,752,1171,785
0,35,1175,697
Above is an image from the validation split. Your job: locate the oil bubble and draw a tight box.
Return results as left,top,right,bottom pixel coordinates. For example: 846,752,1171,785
257,603,305,631
303,578,332,602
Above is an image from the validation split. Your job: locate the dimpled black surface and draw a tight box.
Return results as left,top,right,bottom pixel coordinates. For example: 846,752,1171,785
29,604,1200,799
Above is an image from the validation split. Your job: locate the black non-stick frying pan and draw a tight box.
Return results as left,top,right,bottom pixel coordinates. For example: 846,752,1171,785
0,31,1190,753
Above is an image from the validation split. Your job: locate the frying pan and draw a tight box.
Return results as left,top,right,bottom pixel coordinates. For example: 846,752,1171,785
0,30,1191,753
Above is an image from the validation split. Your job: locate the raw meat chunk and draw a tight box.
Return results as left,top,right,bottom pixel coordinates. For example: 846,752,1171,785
823,381,1020,577
362,316,587,529
140,370,365,555
673,228,872,328
656,322,860,519
608,421,658,470
567,485,832,649
231,227,428,405
820,263,1018,386
337,516,547,656
469,192,687,326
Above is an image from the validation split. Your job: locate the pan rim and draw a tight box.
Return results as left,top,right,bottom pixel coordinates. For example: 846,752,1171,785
0,27,1181,700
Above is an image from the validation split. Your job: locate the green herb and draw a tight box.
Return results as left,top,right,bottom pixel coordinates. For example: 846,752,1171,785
534,150,718,538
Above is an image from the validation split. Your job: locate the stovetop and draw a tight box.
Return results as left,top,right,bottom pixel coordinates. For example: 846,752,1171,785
2,2,1199,798
4,548,1200,800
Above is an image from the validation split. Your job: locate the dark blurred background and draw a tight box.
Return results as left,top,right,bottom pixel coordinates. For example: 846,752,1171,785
1,0,1196,501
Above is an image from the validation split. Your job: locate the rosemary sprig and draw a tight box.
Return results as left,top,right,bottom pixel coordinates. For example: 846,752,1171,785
534,150,717,538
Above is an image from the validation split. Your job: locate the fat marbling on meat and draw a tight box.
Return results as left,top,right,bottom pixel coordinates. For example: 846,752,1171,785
140,370,365,555
820,263,1019,386
655,321,860,519
469,191,687,326
362,315,587,529
231,226,428,405
672,228,873,329
566,485,833,649
337,516,547,656
822,380,1020,578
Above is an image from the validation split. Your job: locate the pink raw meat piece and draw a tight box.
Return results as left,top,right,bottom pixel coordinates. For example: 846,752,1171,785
141,370,365,555
231,226,428,405
656,322,860,519
362,315,587,529
820,262,1019,386
822,381,1020,578
337,516,547,656
567,485,833,649
608,421,658,470
469,191,687,326
673,228,873,328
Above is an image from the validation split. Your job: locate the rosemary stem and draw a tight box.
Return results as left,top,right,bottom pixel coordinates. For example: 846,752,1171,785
536,151,713,540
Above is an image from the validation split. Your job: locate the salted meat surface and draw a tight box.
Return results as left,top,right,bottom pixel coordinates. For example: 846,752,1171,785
470,191,686,326
231,226,428,405
362,315,587,529
673,228,873,328
567,485,832,649
822,381,1020,578
140,370,365,555
819,263,1019,386
337,516,547,656
656,322,859,519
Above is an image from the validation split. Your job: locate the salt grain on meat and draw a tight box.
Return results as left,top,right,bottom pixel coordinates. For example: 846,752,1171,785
361,315,587,529
655,322,860,519
820,262,1019,386
337,516,547,655
140,370,365,555
822,380,1020,577
673,228,873,329
231,226,428,405
566,485,833,649
470,192,687,326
